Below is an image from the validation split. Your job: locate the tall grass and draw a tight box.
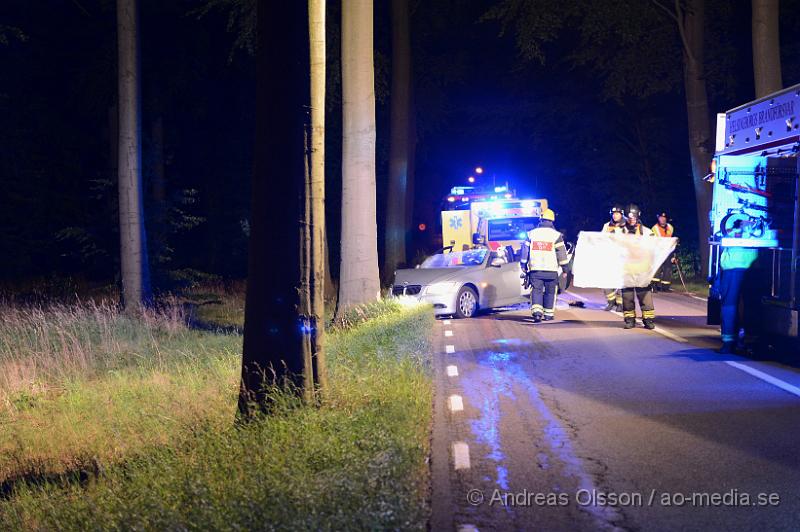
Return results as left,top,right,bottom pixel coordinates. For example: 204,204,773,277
0,294,434,530
0,297,215,407
181,281,247,330
0,296,242,483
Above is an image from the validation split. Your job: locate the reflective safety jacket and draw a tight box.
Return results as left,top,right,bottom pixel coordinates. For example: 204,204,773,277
602,221,626,234
622,222,652,236
520,221,570,273
651,223,674,237
720,247,758,270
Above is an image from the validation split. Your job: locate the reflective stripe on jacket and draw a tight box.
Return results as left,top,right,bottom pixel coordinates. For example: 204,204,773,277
522,225,569,272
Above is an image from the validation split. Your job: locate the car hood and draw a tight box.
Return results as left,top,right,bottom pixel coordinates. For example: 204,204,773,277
392,266,479,286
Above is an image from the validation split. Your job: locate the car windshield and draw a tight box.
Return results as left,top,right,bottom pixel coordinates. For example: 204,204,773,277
421,249,488,268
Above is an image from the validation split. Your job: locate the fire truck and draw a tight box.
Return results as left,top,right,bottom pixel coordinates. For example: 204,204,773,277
440,183,548,254
708,83,800,338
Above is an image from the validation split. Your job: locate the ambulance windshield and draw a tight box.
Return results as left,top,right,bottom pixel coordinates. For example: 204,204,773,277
487,217,540,241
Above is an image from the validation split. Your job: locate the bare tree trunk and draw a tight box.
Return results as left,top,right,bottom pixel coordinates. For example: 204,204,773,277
117,0,150,311
676,0,713,271
383,0,411,281
239,0,312,417
338,0,380,312
302,128,314,402
309,0,328,395
752,0,782,97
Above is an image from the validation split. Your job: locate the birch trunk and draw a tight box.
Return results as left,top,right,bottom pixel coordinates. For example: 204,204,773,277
302,132,313,402
338,0,381,312
309,0,328,394
117,0,150,311
752,0,782,97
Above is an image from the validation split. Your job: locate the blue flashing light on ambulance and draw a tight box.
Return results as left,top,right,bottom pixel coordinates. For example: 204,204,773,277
440,181,548,254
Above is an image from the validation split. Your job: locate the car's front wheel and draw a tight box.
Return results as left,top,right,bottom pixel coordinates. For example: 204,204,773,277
454,286,478,319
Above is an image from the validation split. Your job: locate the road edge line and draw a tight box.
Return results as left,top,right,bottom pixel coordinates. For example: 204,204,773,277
725,361,800,398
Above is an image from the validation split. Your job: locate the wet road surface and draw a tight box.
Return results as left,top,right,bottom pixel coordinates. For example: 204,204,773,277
430,287,800,531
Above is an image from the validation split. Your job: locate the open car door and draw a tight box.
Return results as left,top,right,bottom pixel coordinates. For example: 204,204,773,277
483,249,526,307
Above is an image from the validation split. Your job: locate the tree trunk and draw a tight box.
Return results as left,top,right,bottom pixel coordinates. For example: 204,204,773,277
338,0,381,312
383,0,411,281
117,0,150,311
752,0,782,98
309,0,328,395
302,135,314,402
679,0,713,272
238,0,312,417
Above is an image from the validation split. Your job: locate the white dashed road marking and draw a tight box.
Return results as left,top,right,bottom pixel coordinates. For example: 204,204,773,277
726,361,800,398
446,365,459,377
652,326,688,343
443,319,451,325
452,442,471,470
445,330,454,337
445,344,455,354
457,525,479,532
448,394,464,412
609,310,689,342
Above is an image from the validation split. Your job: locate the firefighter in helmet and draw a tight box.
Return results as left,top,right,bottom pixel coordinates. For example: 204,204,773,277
620,204,656,329
602,204,626,311
651,211,675,291
520,209,570,323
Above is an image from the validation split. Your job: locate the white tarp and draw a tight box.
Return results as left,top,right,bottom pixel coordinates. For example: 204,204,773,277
572,231,677,289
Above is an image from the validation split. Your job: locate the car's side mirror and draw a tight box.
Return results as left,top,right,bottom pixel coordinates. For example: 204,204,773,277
490,257,504,267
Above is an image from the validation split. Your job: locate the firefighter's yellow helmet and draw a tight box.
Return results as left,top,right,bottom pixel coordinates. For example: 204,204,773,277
541,208,556,221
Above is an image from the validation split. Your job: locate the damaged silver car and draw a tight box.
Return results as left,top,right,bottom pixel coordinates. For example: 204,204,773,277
390,248,527,318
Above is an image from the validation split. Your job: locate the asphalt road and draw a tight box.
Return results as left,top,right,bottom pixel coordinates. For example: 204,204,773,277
430,287,800,532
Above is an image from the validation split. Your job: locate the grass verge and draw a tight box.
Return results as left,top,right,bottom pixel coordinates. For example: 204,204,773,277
0,295,434,530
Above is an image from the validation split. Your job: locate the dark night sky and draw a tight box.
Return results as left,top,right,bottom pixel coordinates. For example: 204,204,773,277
1,0,799,289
